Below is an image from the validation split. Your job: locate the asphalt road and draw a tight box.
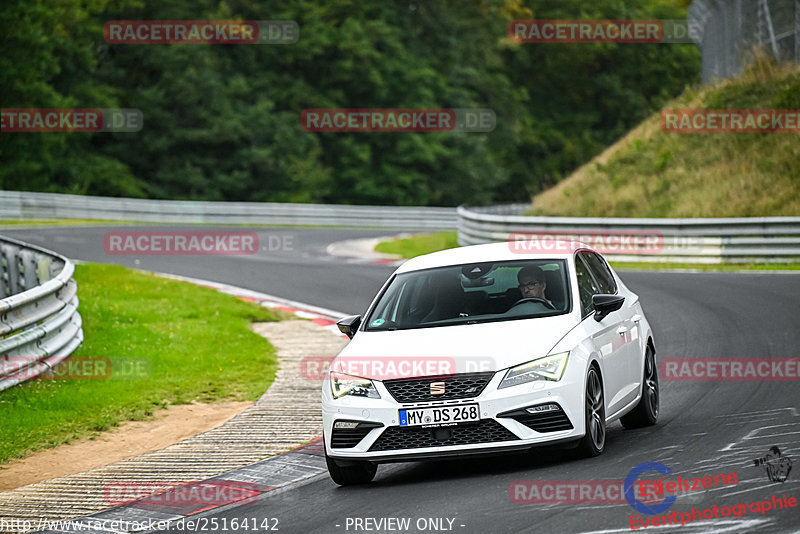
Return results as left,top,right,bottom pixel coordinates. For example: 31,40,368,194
2,225,397,315
5,225,800,534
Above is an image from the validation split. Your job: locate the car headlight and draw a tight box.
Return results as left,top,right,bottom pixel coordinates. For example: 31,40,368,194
498,352,569,389
330,371,381,399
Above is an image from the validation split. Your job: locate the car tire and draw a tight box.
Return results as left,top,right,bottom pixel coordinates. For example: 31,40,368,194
325,449,377,486
576,365,605,458
621,346,659,429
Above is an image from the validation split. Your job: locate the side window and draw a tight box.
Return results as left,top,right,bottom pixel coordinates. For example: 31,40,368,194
574,255,600,317
581,252,617,294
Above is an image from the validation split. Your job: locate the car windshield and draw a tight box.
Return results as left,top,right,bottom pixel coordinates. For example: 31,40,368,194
365,260,570,331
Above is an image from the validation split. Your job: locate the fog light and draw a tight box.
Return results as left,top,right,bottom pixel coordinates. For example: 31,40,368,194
526,403,560,414
334,421,361,429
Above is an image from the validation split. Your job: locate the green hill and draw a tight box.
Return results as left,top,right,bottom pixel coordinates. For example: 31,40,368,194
529,59,800,218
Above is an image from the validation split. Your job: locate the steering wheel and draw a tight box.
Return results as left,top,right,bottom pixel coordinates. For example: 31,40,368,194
510,297,556,310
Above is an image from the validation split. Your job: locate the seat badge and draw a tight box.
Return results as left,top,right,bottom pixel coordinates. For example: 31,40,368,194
430,381,446,395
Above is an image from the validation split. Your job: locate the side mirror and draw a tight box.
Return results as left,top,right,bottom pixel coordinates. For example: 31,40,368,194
336,315,362,339
592,294,625,322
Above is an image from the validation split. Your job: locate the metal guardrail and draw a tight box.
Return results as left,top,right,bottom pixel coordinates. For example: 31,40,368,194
3,191,798,263
0,236,83,391
458,204,800,263
0,190,456,230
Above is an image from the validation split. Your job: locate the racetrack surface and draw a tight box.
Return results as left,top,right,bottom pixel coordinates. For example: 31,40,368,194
4,225,799,534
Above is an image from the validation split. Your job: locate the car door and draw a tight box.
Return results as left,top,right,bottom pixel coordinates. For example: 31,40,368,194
574,252,630,417
578,251,641,411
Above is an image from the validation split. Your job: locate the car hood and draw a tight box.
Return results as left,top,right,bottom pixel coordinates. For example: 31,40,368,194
335,314,578,378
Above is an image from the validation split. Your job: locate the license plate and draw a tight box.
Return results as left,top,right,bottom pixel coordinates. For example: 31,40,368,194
399,404,480,427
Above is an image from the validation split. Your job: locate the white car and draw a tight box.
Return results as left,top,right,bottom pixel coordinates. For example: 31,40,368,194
322,242,658,485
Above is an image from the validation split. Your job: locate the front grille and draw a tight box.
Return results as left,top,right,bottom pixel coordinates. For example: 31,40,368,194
368,420,519,452
497,404,573,433
330,421,383,448
383,372,494,403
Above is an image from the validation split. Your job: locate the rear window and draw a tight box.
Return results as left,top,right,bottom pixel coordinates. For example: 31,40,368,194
365,260,570,331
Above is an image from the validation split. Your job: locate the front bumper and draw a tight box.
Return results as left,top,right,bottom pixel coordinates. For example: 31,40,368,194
322,368,586,462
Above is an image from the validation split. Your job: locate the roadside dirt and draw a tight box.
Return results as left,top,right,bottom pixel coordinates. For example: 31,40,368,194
0,401,252,491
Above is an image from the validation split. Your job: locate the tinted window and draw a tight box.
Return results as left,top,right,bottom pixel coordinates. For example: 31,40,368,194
365,260,570,331
580,252,617,294
574,255,600,317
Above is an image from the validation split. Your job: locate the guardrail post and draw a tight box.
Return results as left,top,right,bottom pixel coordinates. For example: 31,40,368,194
2,243,22,296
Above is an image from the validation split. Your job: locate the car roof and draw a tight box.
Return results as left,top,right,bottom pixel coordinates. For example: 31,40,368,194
395,241,596,274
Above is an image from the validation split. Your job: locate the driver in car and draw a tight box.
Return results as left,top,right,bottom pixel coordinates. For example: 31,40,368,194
517,265,553,307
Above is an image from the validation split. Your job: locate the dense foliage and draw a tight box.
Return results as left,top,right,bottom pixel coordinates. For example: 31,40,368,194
0,0,699,206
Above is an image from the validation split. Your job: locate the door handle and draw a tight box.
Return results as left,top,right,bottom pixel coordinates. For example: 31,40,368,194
631,314,642,323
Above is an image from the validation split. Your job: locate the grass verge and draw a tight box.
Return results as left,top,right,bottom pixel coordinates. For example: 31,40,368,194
529,59,800,217
375,232,459,258
0,263,282,464
375,233,800,271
